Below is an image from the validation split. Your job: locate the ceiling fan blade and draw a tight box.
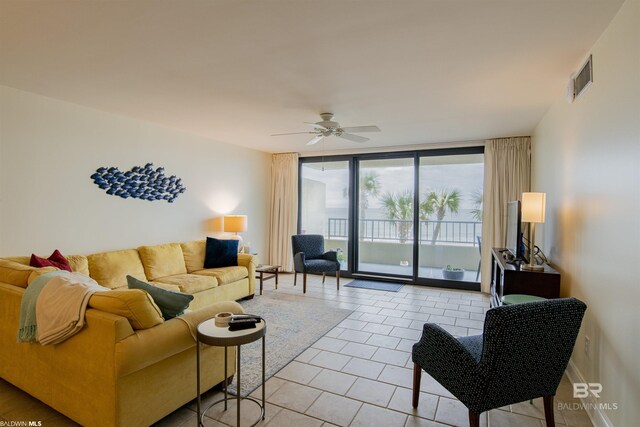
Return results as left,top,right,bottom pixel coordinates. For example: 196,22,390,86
304,122,328,129
271,131,316,136
339,133,369,143
307,135,324,145
340,125,381,133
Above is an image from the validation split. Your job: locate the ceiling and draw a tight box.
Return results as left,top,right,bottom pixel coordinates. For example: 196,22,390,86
0,0,623,154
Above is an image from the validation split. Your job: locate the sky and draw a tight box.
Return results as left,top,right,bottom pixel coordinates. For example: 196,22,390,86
301,155,484,219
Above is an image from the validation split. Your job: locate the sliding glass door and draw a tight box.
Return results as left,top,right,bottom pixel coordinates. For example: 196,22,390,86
299,160,350,269
357,157,414,277
299,147,483,289
417,154,484,283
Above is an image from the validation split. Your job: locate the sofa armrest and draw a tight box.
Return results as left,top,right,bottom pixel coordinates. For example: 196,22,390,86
1,281,135,397
237,253,256,295
323,250,337,261
115,300,244,376
293,252,305,273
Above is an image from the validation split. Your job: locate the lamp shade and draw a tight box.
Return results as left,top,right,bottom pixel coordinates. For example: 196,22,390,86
223,215,247,233
521,192,546,223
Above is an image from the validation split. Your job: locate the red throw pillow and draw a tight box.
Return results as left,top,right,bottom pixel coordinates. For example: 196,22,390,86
30,249,72,272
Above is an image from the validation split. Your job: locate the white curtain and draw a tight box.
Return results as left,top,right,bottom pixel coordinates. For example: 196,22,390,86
480,137,531,293
269,152,299,272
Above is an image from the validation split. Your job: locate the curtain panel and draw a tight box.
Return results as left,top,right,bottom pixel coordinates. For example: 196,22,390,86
480,137,531,293
269,152,299,272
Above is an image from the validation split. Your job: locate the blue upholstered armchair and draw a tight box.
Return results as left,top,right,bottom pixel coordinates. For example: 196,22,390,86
291,234,340,294
412,298,587,427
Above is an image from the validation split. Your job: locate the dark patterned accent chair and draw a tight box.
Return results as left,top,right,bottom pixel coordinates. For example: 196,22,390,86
412,298,587,427
291,234,340,294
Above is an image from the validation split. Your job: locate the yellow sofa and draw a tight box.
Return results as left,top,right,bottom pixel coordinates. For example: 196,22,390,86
0,240,257,426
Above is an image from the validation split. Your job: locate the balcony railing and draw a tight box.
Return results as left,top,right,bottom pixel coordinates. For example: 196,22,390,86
327,217,481,245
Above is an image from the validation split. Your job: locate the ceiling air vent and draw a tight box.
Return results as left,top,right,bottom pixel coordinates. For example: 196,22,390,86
572,55,593,102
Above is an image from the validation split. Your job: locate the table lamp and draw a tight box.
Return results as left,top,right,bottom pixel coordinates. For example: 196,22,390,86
521,192,545,271
223,215,247,252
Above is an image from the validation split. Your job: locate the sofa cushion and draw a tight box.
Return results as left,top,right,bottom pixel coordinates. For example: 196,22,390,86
89,290,164,330
204,238,238,268
3,256,31,264
181,240,206,273
30,250,72,272
66,255,90,276
127,275,193,319
0,259,44,288
152,274,218,294
138,243,187,281
88,249,147,290
5,255,90,276
193,266,248,285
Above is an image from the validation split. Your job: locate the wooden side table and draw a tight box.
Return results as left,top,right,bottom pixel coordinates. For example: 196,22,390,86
255,265,280,295
196,318,266,427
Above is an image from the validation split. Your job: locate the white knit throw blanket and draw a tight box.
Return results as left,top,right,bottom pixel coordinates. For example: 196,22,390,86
36,272,109,345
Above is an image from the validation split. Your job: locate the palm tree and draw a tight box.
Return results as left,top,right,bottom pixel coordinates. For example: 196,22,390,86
422,189,461,244
380,190,413,243
357,171,381,220
470,189,483,222
343,172,381,241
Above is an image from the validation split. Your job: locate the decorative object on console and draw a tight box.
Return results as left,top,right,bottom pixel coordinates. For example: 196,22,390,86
204,237,239,268
224,214,248,250
90,162,186,203
29,249,72,272
521,192,546,271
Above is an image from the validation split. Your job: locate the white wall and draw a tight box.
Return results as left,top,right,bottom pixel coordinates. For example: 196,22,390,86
532,1,639,425
0,86,271,258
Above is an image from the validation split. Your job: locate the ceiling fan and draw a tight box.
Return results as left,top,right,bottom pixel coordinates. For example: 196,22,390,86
271,113,381,145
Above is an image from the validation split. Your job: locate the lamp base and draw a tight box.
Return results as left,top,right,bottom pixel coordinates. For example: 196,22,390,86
522,263,544,271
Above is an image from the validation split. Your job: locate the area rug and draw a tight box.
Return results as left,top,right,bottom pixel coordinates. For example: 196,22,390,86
344,279,405,292
226,292,352,396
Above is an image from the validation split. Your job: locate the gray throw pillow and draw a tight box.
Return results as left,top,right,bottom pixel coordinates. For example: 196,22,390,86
126,275,193,319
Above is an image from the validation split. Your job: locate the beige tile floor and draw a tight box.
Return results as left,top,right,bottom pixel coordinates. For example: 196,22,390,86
0,273,593,427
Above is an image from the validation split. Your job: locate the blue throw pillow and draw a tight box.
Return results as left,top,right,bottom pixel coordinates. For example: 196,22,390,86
204,237,238,268
126,275,193,319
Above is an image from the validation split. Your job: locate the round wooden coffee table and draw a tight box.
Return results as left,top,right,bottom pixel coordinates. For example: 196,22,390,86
196,318,266,427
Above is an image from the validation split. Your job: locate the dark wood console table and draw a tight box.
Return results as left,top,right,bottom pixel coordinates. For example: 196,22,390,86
490,247,561,308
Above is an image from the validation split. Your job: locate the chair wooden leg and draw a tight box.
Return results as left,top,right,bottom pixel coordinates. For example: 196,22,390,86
322,273,326,284
543,395,555,427
468,410,480,427
412,363,421,408
303,272,307,294
294,272,297,286
337,270,340,289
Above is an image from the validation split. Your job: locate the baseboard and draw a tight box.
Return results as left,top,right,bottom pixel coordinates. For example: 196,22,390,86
565,360,615,427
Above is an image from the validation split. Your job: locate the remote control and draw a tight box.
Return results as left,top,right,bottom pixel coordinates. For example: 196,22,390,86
231,314,262,321
228,318,258,331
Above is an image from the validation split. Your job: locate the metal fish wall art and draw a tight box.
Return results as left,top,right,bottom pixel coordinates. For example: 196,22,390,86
91,163,186,203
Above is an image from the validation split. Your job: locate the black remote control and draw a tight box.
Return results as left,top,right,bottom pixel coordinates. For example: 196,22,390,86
228,318,258,331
